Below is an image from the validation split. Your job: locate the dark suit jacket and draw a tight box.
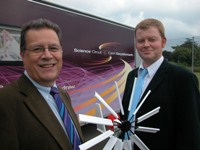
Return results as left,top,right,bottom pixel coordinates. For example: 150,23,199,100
122,59,200,150
0,74,84,150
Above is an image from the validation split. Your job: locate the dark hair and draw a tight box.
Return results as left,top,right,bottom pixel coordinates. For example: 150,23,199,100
135,18,165,38
20,18,62,53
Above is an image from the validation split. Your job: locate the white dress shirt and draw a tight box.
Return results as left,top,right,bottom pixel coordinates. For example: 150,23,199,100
139,56,164,96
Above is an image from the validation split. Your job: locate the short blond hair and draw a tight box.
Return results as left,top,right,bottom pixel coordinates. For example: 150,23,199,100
135,18,165,38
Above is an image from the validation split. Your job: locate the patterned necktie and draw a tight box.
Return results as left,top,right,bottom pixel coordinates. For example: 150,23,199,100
128,68,148,120
50,87,81,150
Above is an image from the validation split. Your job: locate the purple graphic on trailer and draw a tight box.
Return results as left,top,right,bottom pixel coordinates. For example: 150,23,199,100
0,0,135,116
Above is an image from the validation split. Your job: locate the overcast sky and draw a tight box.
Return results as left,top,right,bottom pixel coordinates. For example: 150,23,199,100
47,0,199,40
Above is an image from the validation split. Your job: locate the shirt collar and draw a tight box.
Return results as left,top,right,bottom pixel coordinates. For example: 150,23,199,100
139,56,164,78
24,71,57,99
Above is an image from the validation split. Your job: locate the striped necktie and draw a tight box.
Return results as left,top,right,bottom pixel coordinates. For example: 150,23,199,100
50,87,81,150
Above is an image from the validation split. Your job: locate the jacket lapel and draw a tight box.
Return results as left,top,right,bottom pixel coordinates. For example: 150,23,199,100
141,59,169,100
18,75,71,149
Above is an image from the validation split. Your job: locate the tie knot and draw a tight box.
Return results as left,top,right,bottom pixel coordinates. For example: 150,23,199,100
139,68,148,78
50,87,59,97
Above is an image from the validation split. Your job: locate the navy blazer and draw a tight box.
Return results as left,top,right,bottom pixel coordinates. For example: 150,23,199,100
0,74,84,150
122,59,200,150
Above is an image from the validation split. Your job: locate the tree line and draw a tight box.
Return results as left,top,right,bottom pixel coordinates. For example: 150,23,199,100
163,37,200,72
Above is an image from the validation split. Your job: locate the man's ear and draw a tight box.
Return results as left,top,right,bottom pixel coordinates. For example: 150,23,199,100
162,37,167,48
